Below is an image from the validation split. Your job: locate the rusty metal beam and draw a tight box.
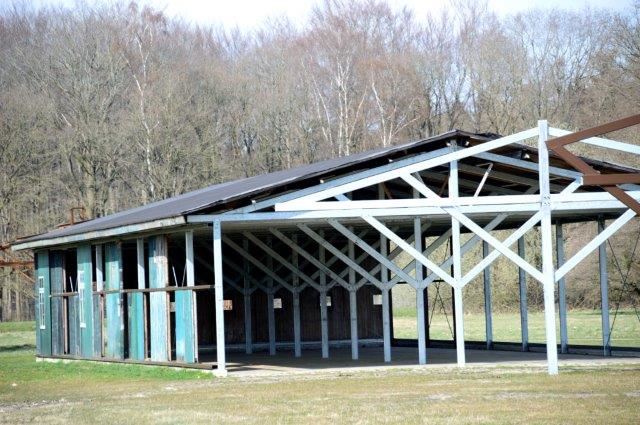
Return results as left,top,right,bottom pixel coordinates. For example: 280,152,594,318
547,115,640,216
547,114,640,150
583,174,640,186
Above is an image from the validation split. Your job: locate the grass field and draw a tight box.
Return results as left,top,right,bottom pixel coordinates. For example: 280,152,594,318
1,320,640,424
393,308,640,347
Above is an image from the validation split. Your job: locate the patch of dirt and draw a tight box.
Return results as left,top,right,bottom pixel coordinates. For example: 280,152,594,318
0,398,72,413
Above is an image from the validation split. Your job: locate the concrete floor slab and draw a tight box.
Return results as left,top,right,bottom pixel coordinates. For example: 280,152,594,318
217,346,640,377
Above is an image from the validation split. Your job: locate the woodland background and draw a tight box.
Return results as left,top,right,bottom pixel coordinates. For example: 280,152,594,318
1,0,639,321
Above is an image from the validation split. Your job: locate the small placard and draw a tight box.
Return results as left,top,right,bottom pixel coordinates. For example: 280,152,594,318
170,301,176,312
325,296,332,307
223,299,233,311
273,298,282,309
373,294,382,305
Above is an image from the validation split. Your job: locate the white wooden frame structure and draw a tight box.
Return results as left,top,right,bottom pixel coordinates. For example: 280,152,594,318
189,121,640,376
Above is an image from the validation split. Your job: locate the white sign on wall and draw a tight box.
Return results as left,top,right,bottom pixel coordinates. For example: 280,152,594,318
273,298,282,309
373,294,383,305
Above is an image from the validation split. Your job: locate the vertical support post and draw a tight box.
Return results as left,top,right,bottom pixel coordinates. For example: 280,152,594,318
415,216,427,365
538,119,559,375
379,184,391,362
267,236,276,356
450,141,465,367
381,243,392,361
348,230,358,360
518,237,529,352
598,217,612,356
482,241,493,350
136,239,145,290
292,234,302,358
243,239,253,355
96,245,104,292
319,230,329,359
186,231,198,362
556,222,568,354
213,220,227,376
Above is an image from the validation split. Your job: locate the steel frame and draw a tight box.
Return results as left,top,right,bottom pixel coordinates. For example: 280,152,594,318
188,118,640,376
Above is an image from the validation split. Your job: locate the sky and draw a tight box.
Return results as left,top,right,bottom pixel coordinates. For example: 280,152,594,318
20,0,637,30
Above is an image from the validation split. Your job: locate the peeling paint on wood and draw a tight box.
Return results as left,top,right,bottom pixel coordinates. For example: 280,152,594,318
128,292,145,360
148,235,169,362
77,244,95,358
105,242,124,359
175,289,196,363
35,251,52,356
49,251,64,355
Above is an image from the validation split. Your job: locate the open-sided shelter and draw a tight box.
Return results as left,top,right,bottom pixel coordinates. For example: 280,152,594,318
13,117,640,376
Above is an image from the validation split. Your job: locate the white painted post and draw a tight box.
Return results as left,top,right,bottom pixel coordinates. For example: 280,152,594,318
450,141,465,367
212,220,227,376
266,235,276,356
348,230,358,360
538,120,559,375
319,230,329,359
292,234,301,358
243,238,252,355
482,241,493,349
415,217,427,365
185,233,194,288
598,217,612,356
185,230,197,362
518,237,529,351
556,222,568,354
96,244,104,291
379,184,392,363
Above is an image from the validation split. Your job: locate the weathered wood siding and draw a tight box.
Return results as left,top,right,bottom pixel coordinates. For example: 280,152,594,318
105,242,124,359
77,244,94,358
175,290,196,362
148,235,170,361
49,251,64,355
35,250,52,356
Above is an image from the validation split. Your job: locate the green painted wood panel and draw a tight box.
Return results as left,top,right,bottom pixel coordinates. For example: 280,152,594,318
175,290,196,363
127,292,145,360
93,294,102,357
49,251,64,355
35,251,51,356
68,296,80,355
105,243,124,359
77,245,94,358
148,236,169,362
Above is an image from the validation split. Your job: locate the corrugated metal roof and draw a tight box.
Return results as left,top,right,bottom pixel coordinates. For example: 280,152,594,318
15,128,638,248
19,130,483,245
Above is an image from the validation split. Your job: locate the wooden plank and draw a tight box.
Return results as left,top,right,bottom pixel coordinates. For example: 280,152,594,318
127,239,146,361
77,244,94,358
105,242,124,359
49,251,64,355
148,235,170,362
68,296,80,355
35,251,52,356
175,289,196,363
128,292,145,360
92,294,102,357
